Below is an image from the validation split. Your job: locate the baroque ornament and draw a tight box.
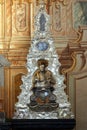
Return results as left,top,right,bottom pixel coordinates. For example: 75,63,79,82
36,0,68,7
13,2,74,119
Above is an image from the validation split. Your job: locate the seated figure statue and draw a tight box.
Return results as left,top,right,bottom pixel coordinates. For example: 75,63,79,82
29,59,58,112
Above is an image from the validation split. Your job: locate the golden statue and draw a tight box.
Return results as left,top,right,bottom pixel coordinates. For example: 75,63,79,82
32,59,56,90
29,59,58,111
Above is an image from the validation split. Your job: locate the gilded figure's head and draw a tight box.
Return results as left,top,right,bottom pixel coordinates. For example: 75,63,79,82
37,59,48,68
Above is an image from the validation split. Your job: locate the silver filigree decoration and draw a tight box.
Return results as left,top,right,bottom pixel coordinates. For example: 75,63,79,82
13,3,74,119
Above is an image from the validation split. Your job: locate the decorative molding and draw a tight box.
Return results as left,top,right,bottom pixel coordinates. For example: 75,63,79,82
71,26,83,44
75,75,87,80
11,61,26,66
53,4,62,32
61,52,76,74
36,0,68,14
14,73,23,103
11,0,32,5
8,51,28,66
55,0,68,6
36,0,68,7
15,3,28,32
81,50,87,71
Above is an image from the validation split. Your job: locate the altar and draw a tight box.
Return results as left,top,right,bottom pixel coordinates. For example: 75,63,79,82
0,1,76,130
0,119,75,130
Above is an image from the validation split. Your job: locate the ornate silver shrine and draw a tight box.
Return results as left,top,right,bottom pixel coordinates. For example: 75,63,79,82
13,2,74,119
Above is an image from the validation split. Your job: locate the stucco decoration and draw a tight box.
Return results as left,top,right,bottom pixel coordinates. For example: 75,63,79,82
53,4,62,31
16,3,28,31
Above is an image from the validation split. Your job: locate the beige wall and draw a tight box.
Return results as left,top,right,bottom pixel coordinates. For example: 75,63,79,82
76,77,87,130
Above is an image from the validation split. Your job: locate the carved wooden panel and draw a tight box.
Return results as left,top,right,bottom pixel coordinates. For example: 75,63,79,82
0,99,4,111
14,73,23,103
16,3,28,31
12,2,31,37
0,88,4,112
53,4,62,32
6,67,27,118
5,0,12,37
50,2,67,37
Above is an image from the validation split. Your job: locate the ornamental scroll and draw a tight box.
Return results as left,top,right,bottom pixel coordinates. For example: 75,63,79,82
16,3,28,31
